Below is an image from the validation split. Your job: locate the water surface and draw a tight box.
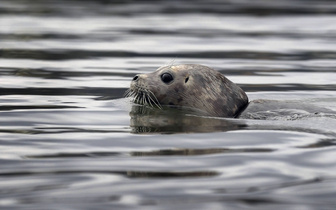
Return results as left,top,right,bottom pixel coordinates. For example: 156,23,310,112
1,0,336,209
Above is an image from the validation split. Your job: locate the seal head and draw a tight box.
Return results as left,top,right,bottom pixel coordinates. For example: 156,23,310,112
125,64,248,117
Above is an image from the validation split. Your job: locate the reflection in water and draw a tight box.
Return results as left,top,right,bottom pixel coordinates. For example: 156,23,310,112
131,147,274,156
0,169,218,179
126,171,219,179
129,104,246,134
297,138,336,148
129,102,336,138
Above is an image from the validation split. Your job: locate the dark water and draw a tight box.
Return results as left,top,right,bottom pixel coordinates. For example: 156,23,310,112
1,0,336,209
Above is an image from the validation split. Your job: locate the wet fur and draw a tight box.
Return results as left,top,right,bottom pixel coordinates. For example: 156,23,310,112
126,64,249,118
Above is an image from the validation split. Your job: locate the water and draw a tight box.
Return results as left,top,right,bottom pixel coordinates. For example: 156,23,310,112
1,0,336,209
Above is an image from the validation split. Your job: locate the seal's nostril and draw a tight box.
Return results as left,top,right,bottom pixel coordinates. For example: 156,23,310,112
133,75,139,81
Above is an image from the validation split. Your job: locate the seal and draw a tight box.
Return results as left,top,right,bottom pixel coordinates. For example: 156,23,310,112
125,64,249,118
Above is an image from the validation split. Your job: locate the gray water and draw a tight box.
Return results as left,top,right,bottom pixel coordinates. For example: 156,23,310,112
1,0,336,209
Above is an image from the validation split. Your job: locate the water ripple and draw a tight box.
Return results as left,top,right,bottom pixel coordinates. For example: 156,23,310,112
1,0,336,209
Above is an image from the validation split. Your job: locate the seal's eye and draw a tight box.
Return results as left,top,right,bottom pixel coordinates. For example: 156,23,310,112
161,73,174,84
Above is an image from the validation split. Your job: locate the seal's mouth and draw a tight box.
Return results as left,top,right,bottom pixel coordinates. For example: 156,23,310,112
124,86,162,109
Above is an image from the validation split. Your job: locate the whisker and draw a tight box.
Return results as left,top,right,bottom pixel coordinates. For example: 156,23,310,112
142,90,149,106
134,92,139,104
146,94,154,108
142,92,146,106
148,90,162,109
147,94,158,109
125,87,161,109
137,93,141,104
